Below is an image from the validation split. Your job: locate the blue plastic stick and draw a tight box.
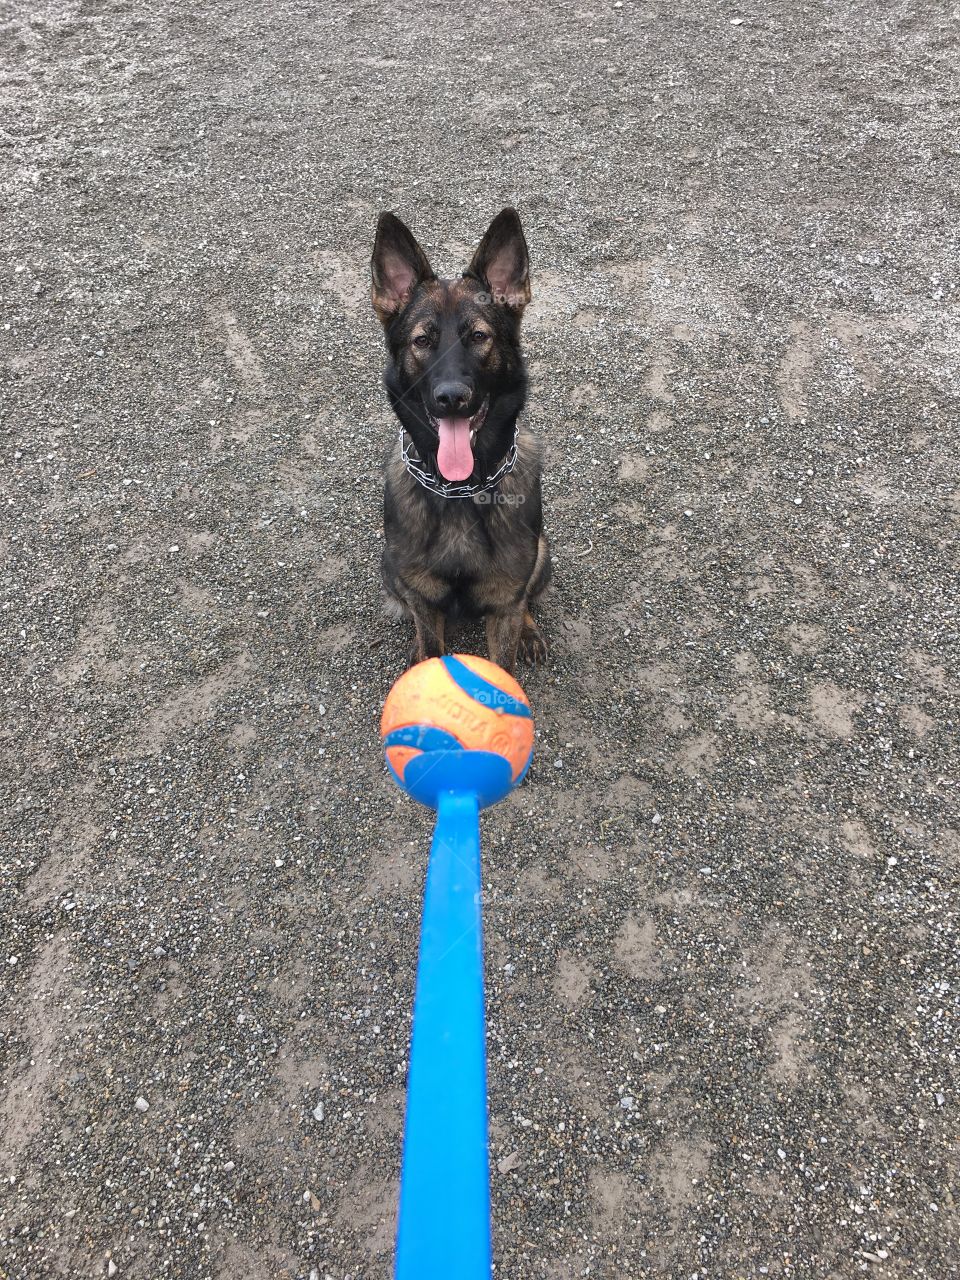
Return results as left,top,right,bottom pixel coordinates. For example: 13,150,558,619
395,786,491,1280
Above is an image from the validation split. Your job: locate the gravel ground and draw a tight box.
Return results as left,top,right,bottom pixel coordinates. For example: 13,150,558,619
2,1,959,1277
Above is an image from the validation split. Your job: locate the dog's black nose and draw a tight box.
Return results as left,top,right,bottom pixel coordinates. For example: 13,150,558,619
433,382,471,413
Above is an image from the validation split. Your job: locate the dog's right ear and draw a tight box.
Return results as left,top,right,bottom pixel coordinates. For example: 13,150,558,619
371,213,435,325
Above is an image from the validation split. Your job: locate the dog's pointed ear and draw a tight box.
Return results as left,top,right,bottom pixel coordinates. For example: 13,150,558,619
371,213,435,325
465,208,531,312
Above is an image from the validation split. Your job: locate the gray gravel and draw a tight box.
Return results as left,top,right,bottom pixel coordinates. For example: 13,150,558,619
2,1,959,1277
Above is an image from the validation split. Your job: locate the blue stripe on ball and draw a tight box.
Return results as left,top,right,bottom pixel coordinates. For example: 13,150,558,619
440,655,532,720
383,724,465,752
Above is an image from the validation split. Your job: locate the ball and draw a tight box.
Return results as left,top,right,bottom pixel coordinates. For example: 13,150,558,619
381,655,534,801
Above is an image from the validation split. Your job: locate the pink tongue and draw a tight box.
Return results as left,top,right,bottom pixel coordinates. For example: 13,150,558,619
436,417,474,482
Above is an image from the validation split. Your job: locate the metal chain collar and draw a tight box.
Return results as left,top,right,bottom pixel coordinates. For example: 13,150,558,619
399,422,520,500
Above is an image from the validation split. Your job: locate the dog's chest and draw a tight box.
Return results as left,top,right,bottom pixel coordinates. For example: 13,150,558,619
384,445,539,610
415,500,496,578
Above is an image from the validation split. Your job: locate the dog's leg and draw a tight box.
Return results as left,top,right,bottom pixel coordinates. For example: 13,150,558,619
486,609,524,674
410,606,445,666
516,533,551,664
527,532,553,601
517,609,548,664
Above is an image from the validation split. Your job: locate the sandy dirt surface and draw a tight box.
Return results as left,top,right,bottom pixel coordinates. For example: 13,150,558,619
2,1,959,1277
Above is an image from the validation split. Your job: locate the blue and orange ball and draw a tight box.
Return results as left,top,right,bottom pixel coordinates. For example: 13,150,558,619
381,655,534,805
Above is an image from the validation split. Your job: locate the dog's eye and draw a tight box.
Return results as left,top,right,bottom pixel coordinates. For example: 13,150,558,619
412,334,431,349
472,329,488,343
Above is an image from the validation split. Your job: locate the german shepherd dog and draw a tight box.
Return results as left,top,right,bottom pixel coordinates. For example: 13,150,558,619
370,208,551,673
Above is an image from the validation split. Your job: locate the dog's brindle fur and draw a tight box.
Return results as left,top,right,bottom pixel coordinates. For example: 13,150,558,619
371,208,551,673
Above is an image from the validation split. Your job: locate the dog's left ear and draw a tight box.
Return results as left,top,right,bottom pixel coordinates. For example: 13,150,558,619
465,208,531,312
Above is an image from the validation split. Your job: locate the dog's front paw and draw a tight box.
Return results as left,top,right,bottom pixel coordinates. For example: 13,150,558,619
406,640,426,669
518,616,548,665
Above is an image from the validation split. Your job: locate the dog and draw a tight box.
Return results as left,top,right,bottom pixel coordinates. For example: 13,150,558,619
370,207,551,673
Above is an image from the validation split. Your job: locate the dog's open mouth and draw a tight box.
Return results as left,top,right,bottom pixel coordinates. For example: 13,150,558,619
428,398,489,482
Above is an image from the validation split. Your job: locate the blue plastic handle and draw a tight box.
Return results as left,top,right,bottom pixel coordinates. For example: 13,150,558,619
395,788,492,1280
